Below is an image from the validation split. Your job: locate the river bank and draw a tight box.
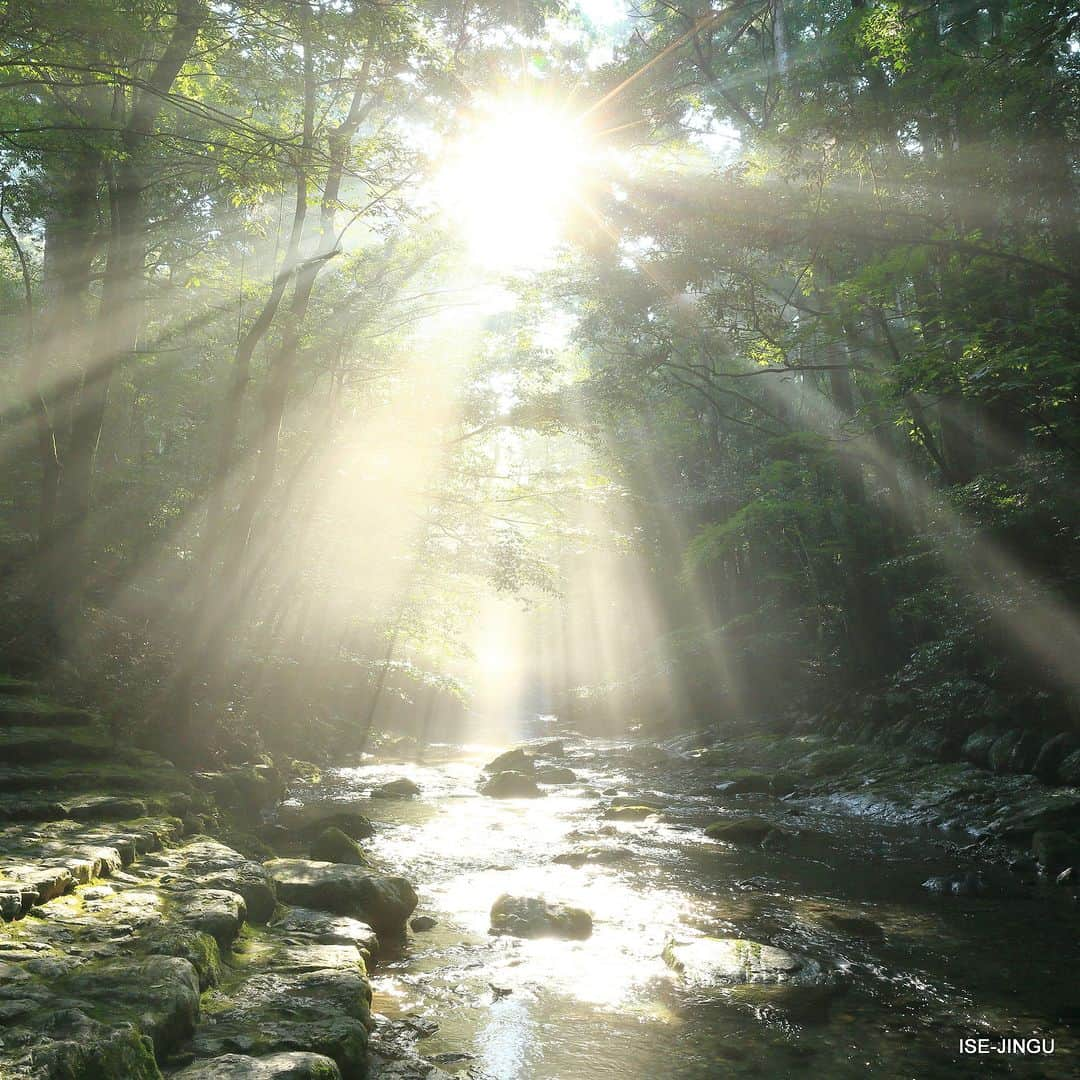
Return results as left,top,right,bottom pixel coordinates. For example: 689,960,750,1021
2,685,1078,1078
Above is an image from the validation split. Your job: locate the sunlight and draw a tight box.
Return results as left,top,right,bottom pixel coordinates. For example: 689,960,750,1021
435,98,590,270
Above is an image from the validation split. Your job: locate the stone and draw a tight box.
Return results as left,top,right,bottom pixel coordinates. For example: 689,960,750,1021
174,1052,343,1079
961,728,1000,768
484,748,534,773
987,730,1040,774
141,926,222,990
310,826,369,866
271,907,379,957
370,778,421,799
489,894,592,940
602,805,656,821
663,937,823,987
553,848,631,868
191,968,370,1079
704,817,777,845
479,771,544,798
277,802,376,840
264,859,417,935
536,766,577,784
66,795,148,822
1059,748,1080,787
1033,733,1080,784
409,915,437,931
1056,866,1075,886
177,888,247,948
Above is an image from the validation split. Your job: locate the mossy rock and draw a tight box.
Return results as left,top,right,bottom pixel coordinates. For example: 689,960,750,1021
310,827,369,866
490,893,592,940
174,1052,343,1079
141,926,222,990
479,771,543,798
704,817,777,845
484,748,534,773
1034,734,1080,784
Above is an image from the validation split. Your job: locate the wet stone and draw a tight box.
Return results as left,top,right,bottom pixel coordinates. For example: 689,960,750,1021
173,1052,343,1079
272,907,379,957
479,771,543,799
489,894,593,940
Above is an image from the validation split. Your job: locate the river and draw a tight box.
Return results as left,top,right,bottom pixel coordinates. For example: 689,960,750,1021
281,734,1078,1079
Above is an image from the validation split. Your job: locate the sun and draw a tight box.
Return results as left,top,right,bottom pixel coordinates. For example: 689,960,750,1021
435,98,590,270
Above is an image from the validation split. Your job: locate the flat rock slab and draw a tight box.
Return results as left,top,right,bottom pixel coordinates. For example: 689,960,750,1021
175,888,248,948
174,1052,343,1079
66,795,149,822
192,968,371,1080
142,837,277,923
264,860,417,935
272,907,379,957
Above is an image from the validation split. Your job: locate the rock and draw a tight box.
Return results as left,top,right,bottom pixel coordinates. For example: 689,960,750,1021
192,968,370,1079
484,748,534,773
663,937,823,987
1033,733,1080,784
21,1015,161,1079
532,739,565,758
174,1052,343,1079
409,915,437,931
961,727,1001,769
608,795,666,809
602,805,656,821
1033,830,1080,875
278,803,377,841
66,795,148,822
704,817,777,845
197,863,277,925
489,894,592,940
1059,748,1080,787
1057,867,1075,886
69,955,201,1055
536,766,577,784
371,778,421,799
987,729,1040,774
178,889,248,948
921,873,992,897
553,848,631,868
479,771,544,798
272,907,379,957
625,744,670,766
141,926,222,990
310,826,369,866
264,859,417,935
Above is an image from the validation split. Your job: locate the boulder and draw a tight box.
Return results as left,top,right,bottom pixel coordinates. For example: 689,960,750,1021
663,936,824,989
987,729,1040,774
536,766,577,785
479,771,544,799
489,894,592,940
1059,748,1080,787
310,827,369,867
484,748,534,773
961,728,1000,769
370,778,421,799
264,859,417,935
278,803,376,841
704,817,777,845
174,1053,342,1079
1034,734,1080,784
141,926,222,990
410,914,437,931
177,888,248,948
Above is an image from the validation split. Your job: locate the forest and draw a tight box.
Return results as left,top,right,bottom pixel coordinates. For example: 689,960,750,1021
0,2,1078,1079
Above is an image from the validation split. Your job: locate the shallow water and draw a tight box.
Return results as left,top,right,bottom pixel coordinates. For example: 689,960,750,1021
286,738,1078,1079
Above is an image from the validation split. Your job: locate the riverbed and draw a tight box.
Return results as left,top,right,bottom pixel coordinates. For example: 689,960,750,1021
284,736,1078,1079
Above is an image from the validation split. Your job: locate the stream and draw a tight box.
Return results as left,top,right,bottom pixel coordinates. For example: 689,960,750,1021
283,734,1078,1079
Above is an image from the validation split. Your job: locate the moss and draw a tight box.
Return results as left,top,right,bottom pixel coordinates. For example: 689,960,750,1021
311,826,368,865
